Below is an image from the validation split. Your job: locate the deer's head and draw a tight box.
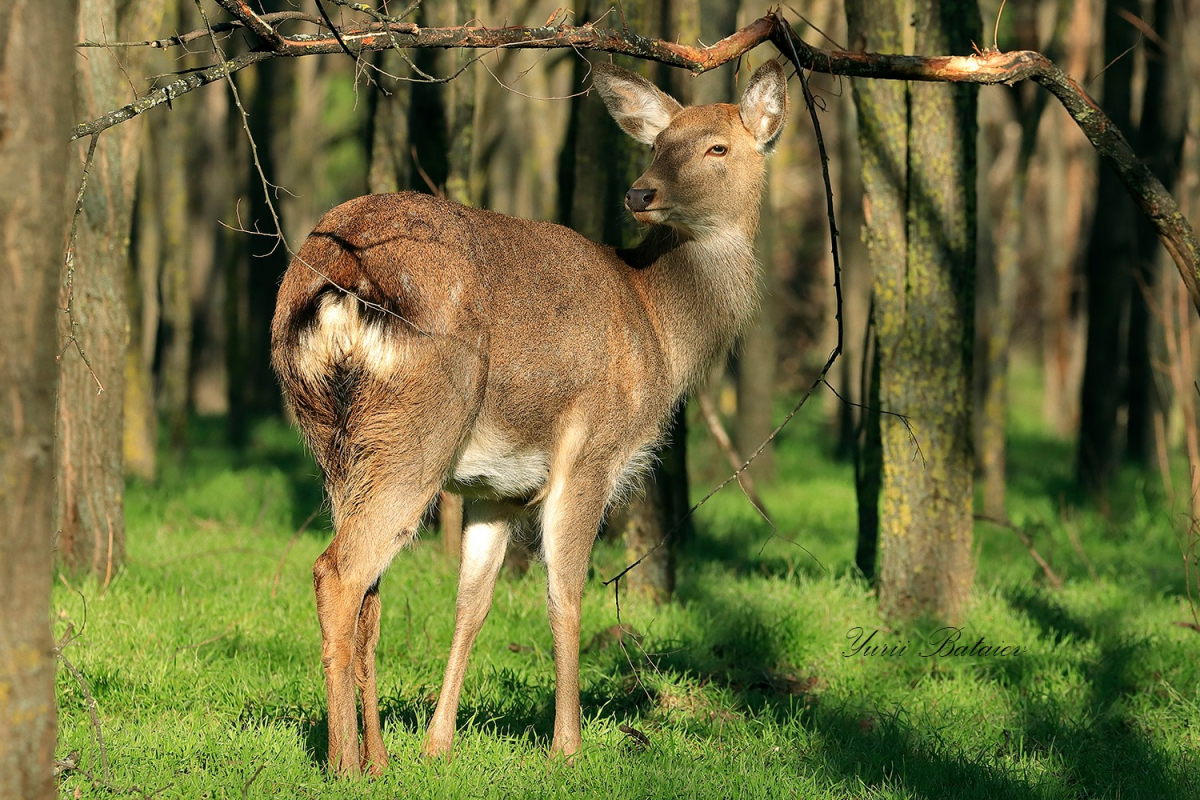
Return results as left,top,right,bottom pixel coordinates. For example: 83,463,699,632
593,60,789,240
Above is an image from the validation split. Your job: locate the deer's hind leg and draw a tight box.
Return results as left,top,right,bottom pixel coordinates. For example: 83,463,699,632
314,373,476,776
355,582,386,774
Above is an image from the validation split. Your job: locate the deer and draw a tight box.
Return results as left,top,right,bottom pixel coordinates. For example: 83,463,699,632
270,58,789,776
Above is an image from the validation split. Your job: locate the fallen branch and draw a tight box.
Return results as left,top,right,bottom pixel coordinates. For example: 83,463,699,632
975,514,1064,589
695,392,772,524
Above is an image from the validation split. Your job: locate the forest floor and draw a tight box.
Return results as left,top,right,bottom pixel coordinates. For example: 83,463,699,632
54,364,1200,798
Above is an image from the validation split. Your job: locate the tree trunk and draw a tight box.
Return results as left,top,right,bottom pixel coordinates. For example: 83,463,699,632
1077,0,1139,494
850,0,979,623
367,50,413,196
228,57,290,446
836,93,871,459
59,0,162,578
1127,0,1188,464
735,163,777,482
978,3,1051,518
0,3,75,794
601,0,687,602
845,0,906,587
126,152,160,480
441,2,483,560
189,75,234,417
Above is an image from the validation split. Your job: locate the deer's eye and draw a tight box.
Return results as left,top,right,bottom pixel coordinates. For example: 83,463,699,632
707,144,728,157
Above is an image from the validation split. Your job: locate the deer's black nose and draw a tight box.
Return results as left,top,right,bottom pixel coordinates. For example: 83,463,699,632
625,188,657,212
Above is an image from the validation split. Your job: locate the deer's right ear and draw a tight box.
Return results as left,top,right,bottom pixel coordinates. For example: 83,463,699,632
592,62,683,146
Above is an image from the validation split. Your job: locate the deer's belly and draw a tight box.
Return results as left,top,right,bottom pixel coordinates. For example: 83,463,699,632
446,423,550,501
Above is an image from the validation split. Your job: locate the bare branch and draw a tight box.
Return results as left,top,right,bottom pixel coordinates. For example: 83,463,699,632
71,9,1198,317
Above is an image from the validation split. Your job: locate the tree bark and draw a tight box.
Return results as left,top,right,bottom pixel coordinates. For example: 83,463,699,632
850,0,979,622
835,90,871,459
977,1,1052,518
59,0,162,578
0,2,75,795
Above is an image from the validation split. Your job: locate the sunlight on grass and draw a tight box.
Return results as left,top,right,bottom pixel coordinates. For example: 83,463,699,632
53,372,1200,797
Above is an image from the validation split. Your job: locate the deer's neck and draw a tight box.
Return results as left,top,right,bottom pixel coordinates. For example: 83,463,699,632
625,223,760,396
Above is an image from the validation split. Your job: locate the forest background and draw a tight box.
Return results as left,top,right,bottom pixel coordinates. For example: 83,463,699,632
2,0,1200,796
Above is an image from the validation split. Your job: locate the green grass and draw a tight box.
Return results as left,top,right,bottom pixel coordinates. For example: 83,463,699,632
54,369,1200,798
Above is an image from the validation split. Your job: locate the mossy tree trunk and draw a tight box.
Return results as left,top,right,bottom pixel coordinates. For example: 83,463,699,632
845,0,906,583
848,0,980,622
0,2,75,794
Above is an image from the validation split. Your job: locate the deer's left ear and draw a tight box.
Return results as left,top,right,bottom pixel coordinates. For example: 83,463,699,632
739,60,789,153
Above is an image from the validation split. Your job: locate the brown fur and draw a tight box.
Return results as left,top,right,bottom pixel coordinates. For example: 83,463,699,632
270,60,789,775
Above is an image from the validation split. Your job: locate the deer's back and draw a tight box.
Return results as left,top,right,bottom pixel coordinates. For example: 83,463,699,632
273,192,675,482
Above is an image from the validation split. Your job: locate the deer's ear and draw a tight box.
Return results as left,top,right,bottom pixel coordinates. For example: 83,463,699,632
592,62,683,146
739,60,789,153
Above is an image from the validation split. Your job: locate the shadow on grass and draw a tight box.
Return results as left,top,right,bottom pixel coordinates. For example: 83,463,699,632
231,581,1197,796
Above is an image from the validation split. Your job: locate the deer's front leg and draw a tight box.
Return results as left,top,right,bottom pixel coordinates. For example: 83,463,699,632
541,474,607,758
423,500,511,758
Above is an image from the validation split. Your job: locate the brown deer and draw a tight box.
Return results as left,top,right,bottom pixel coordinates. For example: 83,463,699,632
271,59,789,775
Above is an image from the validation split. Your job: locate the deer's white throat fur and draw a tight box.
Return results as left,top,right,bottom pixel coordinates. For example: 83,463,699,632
631,225,760,394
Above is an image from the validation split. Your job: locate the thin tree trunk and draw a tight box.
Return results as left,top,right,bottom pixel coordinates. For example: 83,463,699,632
228,58,290,446
367,50,413,196
0,3,75,794
735,164,778,482
596,0,686,601
1127,0,1188,464
836,93,870,458
189,72,234,417
126,150,159,480
441,1,483,559
59,0,162,578
979,3,1052,517
1077,0,1139,494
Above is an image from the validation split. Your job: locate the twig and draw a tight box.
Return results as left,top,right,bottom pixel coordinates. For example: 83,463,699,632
54,645,109,781
695,393,772,523
62,134,106,395
241,764,267,798
75,12,327,49
619,723,651,750
172,620,238,658
975,515,1064,589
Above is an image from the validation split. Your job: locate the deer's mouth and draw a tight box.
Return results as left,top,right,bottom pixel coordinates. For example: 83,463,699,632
631,207,670,224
